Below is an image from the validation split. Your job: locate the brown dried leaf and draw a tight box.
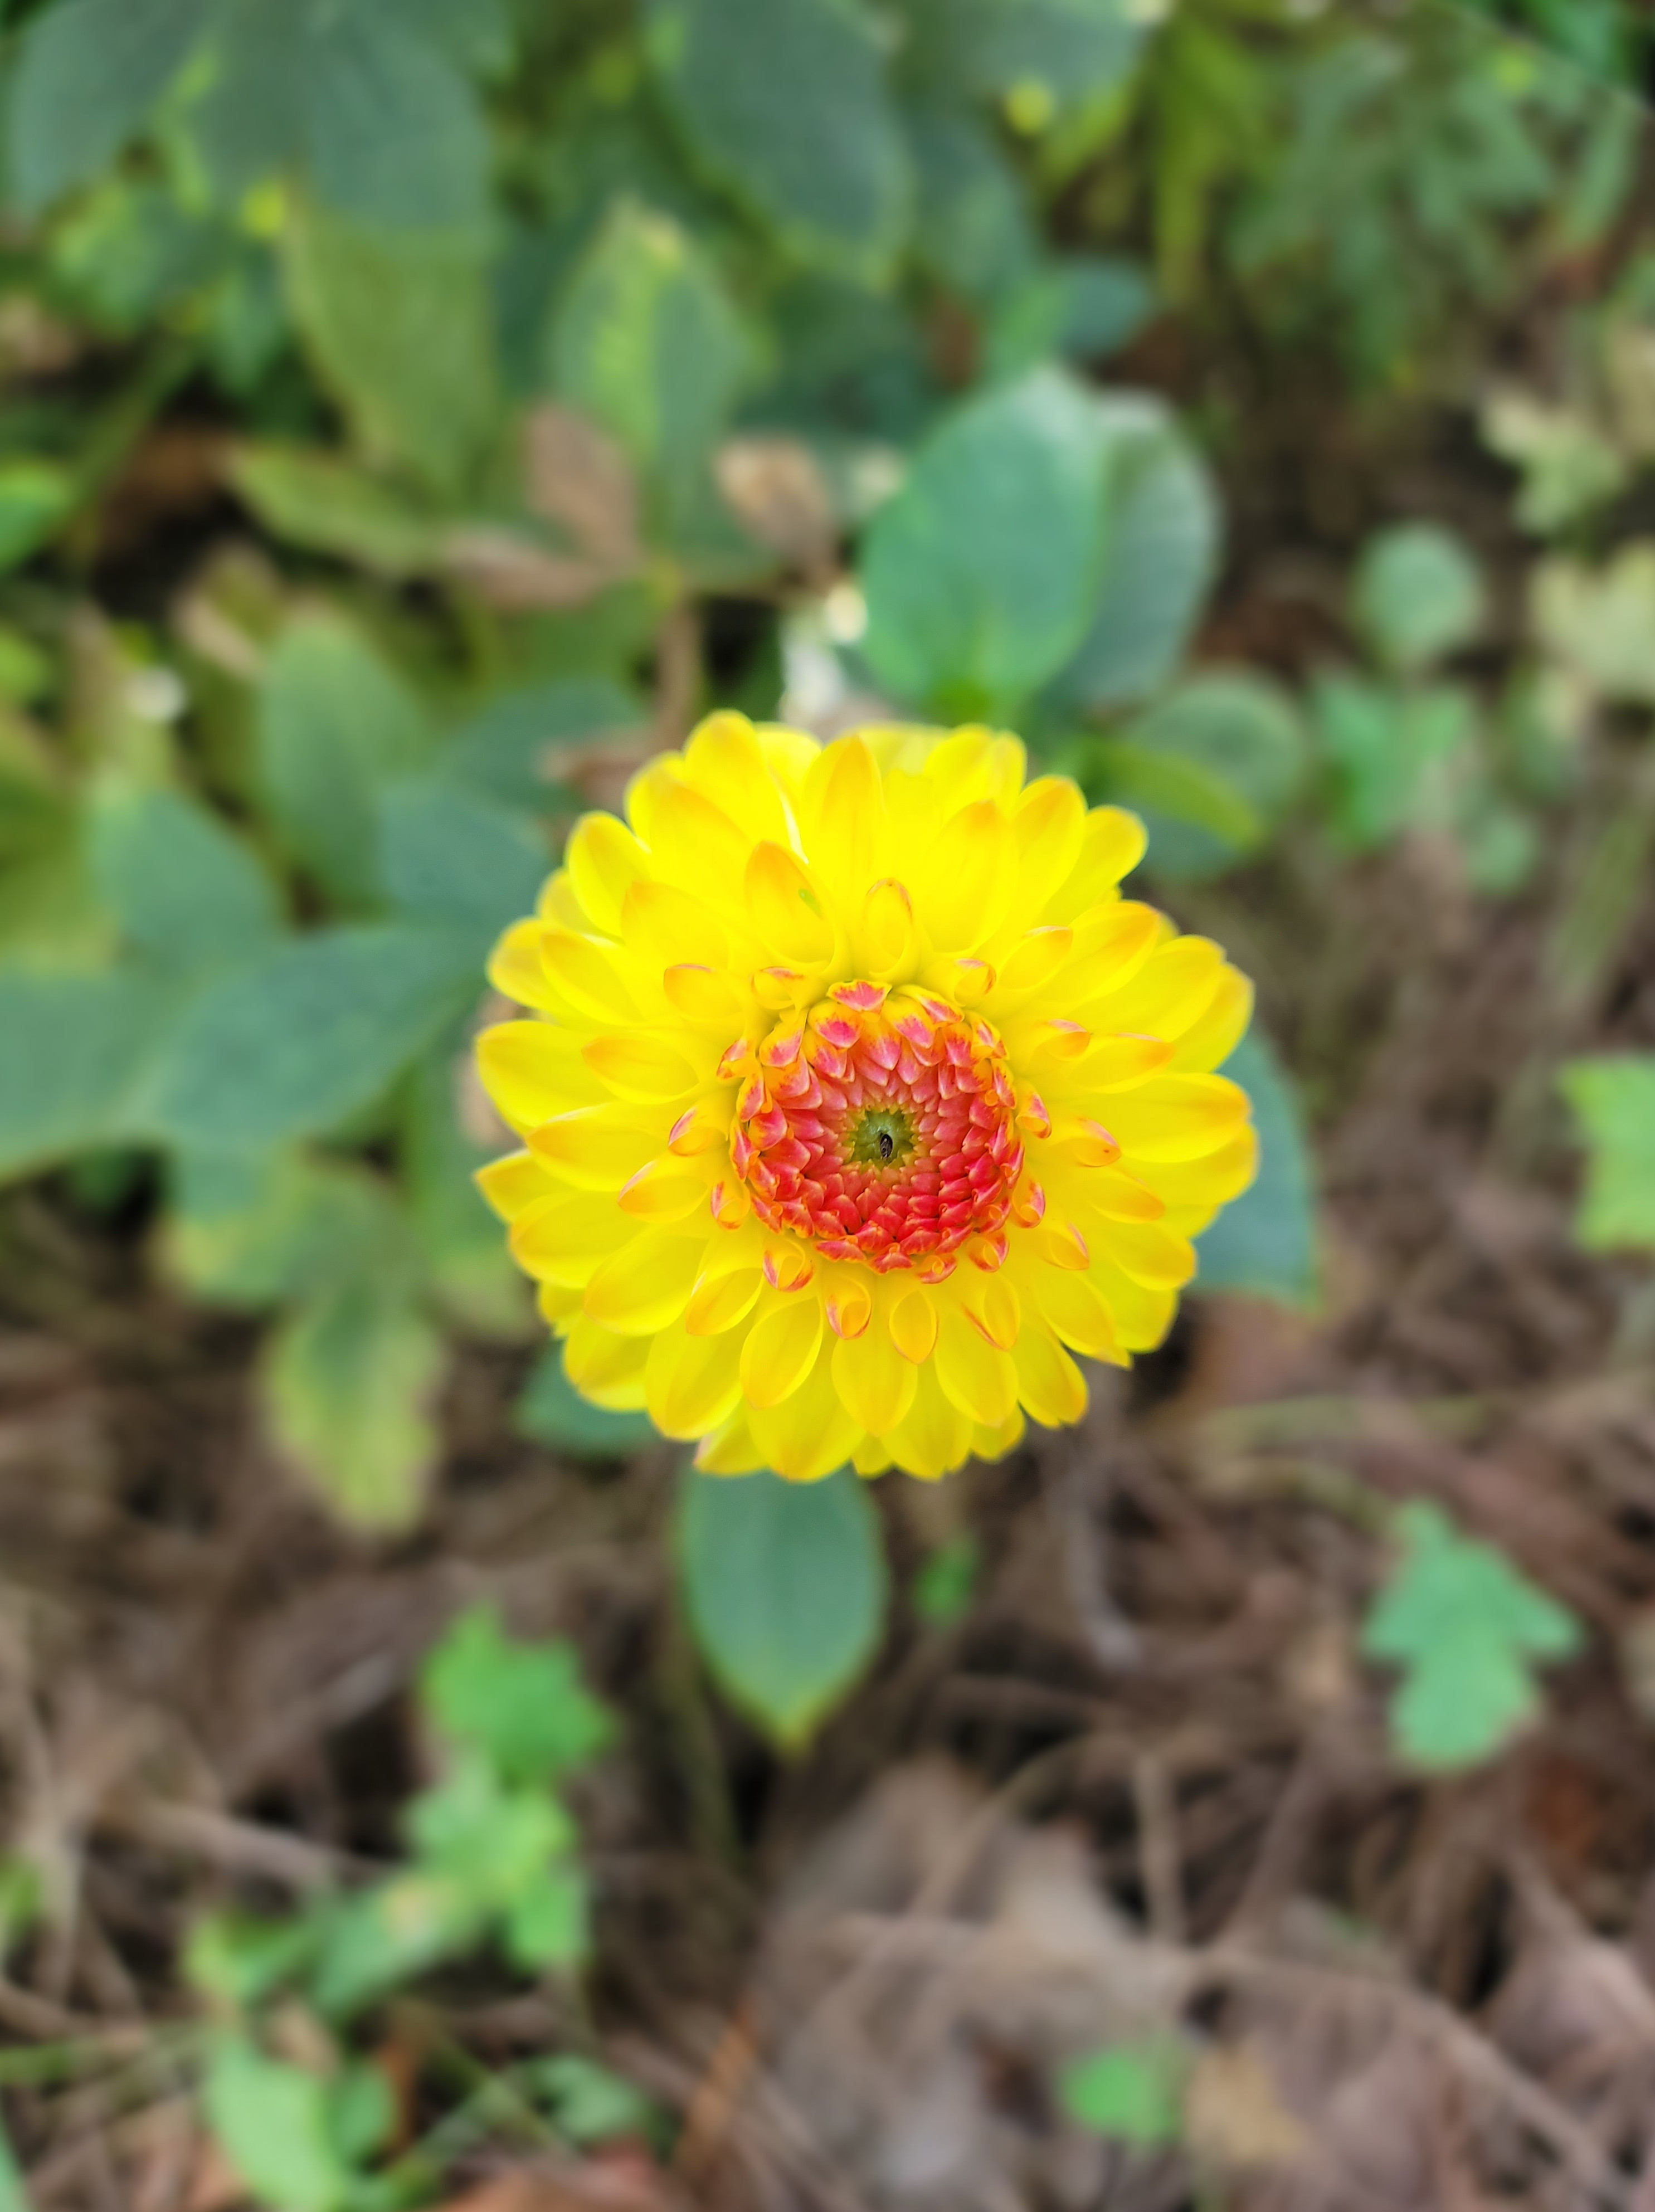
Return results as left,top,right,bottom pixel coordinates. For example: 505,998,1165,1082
441,528,619,611
1184,2041,1307,2175
441,2149,670,2212
523,406,642,571
714,436,837,576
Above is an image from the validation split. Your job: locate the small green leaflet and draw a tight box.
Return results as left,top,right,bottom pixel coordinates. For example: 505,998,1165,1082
421,1604,614,1785
1361,1502,1581,1771
1058,2038,1186,2147
1559,1055,1655,1251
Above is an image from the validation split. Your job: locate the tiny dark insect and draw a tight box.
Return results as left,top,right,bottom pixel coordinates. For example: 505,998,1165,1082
878,1129,895,1162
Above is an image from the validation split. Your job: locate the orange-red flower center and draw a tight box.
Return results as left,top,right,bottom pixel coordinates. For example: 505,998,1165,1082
724,983,1025,1276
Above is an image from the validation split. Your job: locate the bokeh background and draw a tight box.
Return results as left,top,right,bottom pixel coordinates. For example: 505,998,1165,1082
4,0,1655,2206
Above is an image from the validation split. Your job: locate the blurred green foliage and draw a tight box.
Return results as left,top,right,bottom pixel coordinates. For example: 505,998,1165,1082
0,0,1644,1534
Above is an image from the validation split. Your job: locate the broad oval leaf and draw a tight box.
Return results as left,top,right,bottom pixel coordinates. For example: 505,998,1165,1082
678,1465,888,1750
1194,1032,1318,1310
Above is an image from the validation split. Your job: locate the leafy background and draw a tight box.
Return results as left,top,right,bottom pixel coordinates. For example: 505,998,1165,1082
3,1,1655,2207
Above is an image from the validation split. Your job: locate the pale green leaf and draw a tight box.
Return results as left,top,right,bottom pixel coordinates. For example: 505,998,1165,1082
678,1466,888,1750
90,786,282,971
286,203,497,494
1045,395,1220,713
258,618,434,905
647,0,909,275
1531,547,1655,705
164,1152,413,1310
145,924,476,1152
1194,1033,1318,1309
1059,2039,1186,2146
549,202,756,537
377,781,548,959
1351,522,1486,674
1560,1055,1655,1251
1315,674,1475,851
7,0,213,212
421,1604,614,1784
1361,1503,1581,1772
264,1277,445,1529
228,445,448,577
202,2037,356,2212
859,367,1113,719
0,967,183,1180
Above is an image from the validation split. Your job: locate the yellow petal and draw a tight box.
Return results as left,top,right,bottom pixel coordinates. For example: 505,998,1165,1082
1149,1127,1259,1212
800,735,886,899
686,1263,763,1336
540,927,645,1024
694,1410,766,1475
747,1347,862,1480
831,1324,918,1435
1081,936,1226,1040
1072,1166,1166,1224
856,876,919,978
628,763,751,904
509,1188,632,1287
663,963,746,1028
911,799,1014,952
528,1103,663,1190
852,1436,893,1477
562,1318,650,1410
884,1363,973,1482
645,1324,743,1438
744,841,835,965
477,1021,604,1129
1089,1257,1176,1352
1105,1075,1250,1163
1012,1324,1088,1427
1025,1266,1128,1365
1098,1219,1196,1289
537,1279,582,1326
972,1406,1025,1463
889,1285,939,1363
620,879,733,972
994,926,1073,1000
566,812,649,937
933,1307,1018,1426
488,917,562,1012
617,1153,710,1224
739,1292,825,1409
1043,805,1147,920
475,1148,554,1222
958,1269,1019,1349
681,711,794,846
582,1032,702,1102
1009,776,1086,925
1170,968,1254,1073
582,1227,704,1334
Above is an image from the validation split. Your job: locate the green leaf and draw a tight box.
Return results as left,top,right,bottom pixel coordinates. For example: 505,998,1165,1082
1560,1056,1655,1251
985,254,1152,381
259,618,434,906
503,1864,587,1971
1194,1033,1318,1309
678,1466,888,1750
286,202,497,495
891,0,1146,108
402,1049,524,1332
186,1911,319,2013
421,1604,614,1784
0,461,76,571
0,2107,31,2212
264,1276,445,1529
647,0,909,276
1351,523,1487,674
1106,671,1306,879
228,445,448,577
440,679,643,813
166,1152,413,1310
906,100,1033,303
202,2037,357,2212
303,8,490,232
1058,2038,1186,2146
1531,547,1655,706
406,1752,573,1898
515,1347,660,1459
146,924,476,1152
1361,1503,1581,1772
377,781,548,959
525,2054,656,2147
1044,397,1220,714
7,0,212,213
1314,674,1474,851
912,1532,981,1627
549,202,756,538
859,367,1113,719
0,966,183,1180
90,786,282,971
308,1873,479,2020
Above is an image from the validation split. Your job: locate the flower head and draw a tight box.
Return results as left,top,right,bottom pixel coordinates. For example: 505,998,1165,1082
476,715,1256,1482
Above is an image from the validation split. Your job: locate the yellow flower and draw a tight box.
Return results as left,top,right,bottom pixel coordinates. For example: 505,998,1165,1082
475,714,1255,1483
